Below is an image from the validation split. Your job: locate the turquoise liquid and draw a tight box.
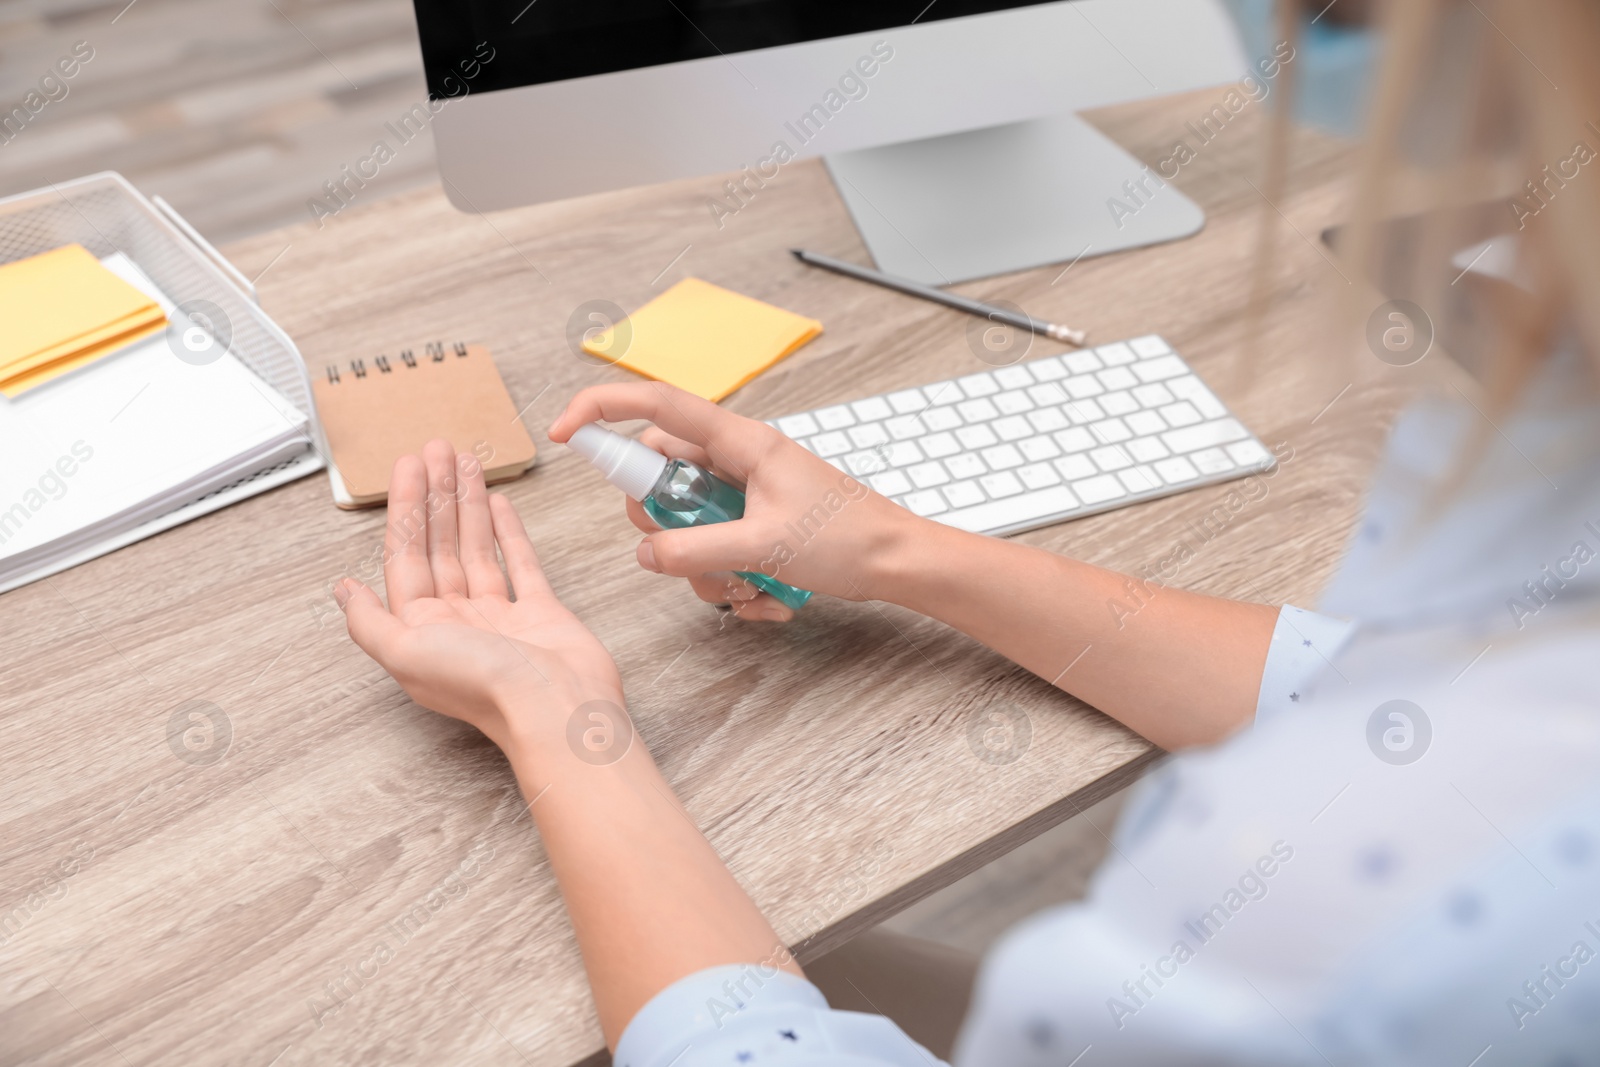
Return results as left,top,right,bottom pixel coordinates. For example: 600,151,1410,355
640,459,814,611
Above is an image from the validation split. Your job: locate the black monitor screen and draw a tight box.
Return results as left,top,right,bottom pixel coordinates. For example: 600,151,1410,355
412,0,1058,100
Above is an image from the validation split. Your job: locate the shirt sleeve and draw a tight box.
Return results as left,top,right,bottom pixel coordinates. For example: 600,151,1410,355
615,964,945,1067
1254,604,1356,723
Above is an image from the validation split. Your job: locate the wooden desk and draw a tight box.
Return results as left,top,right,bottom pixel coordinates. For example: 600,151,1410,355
1,90,1400,1065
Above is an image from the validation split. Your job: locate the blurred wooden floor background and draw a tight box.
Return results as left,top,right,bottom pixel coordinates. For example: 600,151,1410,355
0,0,1125,965
0,0,437,242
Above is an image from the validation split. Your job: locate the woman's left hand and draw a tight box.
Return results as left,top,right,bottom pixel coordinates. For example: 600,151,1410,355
336,439,623,754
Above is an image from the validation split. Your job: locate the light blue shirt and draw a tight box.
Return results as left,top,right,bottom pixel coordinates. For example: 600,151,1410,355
617,353,1600,1066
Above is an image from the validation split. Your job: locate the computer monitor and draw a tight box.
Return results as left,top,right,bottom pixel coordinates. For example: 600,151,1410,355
412,0,1248,284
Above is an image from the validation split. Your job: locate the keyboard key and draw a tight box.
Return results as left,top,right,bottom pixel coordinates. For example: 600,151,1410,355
868,470,913,496
809,431,852,457
1162,418,1248,454
956,424,999,450
887,388,928,414
920,431,961,459
957,372,1000,397
1018,461,1062,489
1095,341,1137,365
1053,427,1095,452
1191,448,1235,475
923,406,963,431
1119,465,1162,493
1064,351,1103,374
939,485,1080,533
1063,398,1104,423
1097,366,1138,391
994,389,1034,415
1071,474,1127,505
1064,374,1105,399
945,453,987,479
1028,382,1068,406
902,489,948,516
1133,355,1187,382
942,479,986,508
1129,335,1170,358
981,443,1025,470
1089,446,1133,472
883,441,924,467
1158,401,1202,428
994,365,1034,389
1027,357,1067,381
1132,383,1175,408
980,471,1024,498
1053,454,1096,480
1027,407,1070,433
1099,390,1139,416
922,380,963,406
1154,456,1200,483
815,405,855,430
993,415,1033,441
776,412,819,438
957,398,1000,423
851,396,893,421
1127,436,1169,462
885,414,926,440
907,461,950,488
1018,435,1061,462
1126,410,1165,437
848,423,890,448
1167,375,1228,418
1228,439,1271,467
1090,418,1132,444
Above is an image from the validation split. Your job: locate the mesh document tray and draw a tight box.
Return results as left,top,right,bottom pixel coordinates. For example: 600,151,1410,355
0,172,325,594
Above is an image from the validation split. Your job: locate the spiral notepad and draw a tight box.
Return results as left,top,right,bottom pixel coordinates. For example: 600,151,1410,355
311,341,537,509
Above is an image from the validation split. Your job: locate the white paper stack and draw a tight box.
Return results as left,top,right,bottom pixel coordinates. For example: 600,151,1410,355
0,254,311,590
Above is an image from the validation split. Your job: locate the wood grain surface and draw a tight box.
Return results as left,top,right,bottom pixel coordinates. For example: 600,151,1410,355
0,89,1417,1066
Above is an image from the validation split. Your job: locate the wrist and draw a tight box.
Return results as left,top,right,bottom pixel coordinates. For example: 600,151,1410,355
494,686,633,778
858,507,960,606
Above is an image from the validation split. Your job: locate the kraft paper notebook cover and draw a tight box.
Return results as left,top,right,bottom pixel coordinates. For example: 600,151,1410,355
311,341,537,509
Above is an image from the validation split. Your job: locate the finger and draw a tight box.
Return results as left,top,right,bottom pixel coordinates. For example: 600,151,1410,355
489,494,555,601
730,593,795,623
624,496,660,534
384,454,434,609
455,451,506,599
549,381,775,480
640,523,768,579
422,439,469,598
338,579,408,664
637,426,715,469
638,426,745,489
688,572,762,605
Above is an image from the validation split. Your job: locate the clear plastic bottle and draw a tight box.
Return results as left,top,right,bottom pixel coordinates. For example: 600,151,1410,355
565,424,813,610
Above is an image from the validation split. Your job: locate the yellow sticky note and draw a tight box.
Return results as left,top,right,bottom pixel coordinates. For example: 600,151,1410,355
584,277,822,402
0,244,166,393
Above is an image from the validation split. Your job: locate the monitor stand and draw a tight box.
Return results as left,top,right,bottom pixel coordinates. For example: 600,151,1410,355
824,111,1204,286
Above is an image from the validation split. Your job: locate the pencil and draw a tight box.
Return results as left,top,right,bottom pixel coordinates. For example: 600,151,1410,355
790,249,1087,346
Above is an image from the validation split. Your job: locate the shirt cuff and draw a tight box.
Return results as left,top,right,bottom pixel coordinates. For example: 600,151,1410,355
1254,604,1355,723
615,964,827,1067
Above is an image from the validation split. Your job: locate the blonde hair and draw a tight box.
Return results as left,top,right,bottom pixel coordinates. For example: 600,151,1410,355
1258,0,1600,430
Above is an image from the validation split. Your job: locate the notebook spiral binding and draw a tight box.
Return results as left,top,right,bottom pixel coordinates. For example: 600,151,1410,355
324,340,470,384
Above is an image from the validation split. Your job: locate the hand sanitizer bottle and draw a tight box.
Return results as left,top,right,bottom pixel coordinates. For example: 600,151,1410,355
566,424,814,611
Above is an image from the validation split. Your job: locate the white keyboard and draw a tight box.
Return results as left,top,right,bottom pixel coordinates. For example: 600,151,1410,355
769,335,1274,536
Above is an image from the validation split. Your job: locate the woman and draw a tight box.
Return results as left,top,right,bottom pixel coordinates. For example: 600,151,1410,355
335,1,1600,1062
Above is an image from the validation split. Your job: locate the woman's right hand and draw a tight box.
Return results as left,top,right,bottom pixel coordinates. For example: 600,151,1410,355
549,382,924,621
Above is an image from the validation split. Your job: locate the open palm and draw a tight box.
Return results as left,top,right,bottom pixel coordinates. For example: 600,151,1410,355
338,441,623,753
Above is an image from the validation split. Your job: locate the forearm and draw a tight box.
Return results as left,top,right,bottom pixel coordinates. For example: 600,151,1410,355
502,703,802,1049
870,517,1278,749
